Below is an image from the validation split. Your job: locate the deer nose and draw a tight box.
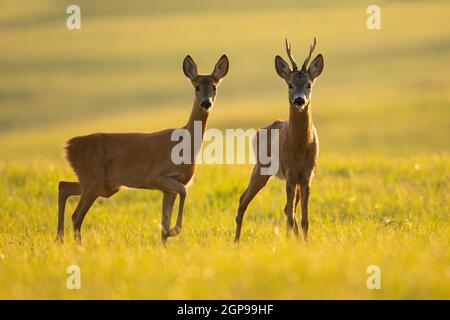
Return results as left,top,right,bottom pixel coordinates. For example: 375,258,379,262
293,96,305,106
200,100,212,109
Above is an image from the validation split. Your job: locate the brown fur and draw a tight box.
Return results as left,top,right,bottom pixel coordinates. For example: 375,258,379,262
234,38,324,242
57,55,229,245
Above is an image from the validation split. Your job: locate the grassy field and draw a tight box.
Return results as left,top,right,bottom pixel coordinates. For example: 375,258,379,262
0,0,449,299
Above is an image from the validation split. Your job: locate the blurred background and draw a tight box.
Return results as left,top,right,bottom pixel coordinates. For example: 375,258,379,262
0,0,448,161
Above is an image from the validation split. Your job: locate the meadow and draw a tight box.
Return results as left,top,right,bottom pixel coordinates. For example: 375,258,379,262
0,0,449,299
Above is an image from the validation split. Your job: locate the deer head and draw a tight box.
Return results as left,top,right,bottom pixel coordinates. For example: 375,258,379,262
275,37,324,111
183,54,229,112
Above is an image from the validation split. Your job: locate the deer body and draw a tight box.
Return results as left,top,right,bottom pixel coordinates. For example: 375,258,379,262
57,55,229,244
270,110,318,181
235,38,323,242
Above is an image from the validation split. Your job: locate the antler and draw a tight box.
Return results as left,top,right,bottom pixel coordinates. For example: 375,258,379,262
301,36,317,71
285,38,298,71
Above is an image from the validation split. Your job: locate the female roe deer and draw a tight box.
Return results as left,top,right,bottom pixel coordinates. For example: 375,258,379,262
57,54,229,244
234,38,324,242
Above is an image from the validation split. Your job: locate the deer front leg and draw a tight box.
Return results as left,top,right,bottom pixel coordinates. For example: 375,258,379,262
155,176,187,241
284,176,297,239
293,185,301,236
161,192,176,244
166,191,186,238
300,183,310,241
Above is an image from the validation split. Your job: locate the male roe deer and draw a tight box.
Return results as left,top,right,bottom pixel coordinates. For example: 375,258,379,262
57,54,229,245
234,38,324,242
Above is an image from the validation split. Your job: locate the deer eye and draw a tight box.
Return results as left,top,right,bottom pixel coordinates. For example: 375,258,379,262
307,83,311,89
288,84,293,89
195,86,200,92
212,85,216,91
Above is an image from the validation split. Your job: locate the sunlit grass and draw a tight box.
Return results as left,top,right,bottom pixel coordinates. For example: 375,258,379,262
0,154,448,299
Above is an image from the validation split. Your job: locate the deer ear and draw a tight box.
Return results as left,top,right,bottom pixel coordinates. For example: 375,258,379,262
308,54,324,80
183,55,198,80
275,55,291,80
212,55,229,81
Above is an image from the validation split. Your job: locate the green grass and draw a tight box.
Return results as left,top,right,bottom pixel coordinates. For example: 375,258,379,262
0,0,449,299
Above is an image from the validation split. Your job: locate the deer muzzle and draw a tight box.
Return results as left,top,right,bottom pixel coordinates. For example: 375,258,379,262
200,100,212,110
293,95,307,110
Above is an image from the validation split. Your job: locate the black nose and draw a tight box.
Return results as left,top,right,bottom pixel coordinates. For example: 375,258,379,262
294,96,305,106
200,100,212,109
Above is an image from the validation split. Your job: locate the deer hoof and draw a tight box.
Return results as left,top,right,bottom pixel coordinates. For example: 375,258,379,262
55,235,64,244
167,226,181,237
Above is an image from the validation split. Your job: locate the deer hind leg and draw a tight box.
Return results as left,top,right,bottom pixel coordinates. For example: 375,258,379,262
300,184,311,241
57,181,81,242
234,165,270,243
71,185,98,245
161,192,176,245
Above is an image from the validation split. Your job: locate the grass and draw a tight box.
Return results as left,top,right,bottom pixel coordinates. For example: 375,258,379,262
0,0,449,299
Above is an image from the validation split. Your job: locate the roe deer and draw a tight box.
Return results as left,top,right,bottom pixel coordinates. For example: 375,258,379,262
234,38,323,242
57,54,229,244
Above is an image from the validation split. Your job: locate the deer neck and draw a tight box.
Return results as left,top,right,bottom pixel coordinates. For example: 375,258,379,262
287,103,313,148
183,102,209,163
184,102,209,138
